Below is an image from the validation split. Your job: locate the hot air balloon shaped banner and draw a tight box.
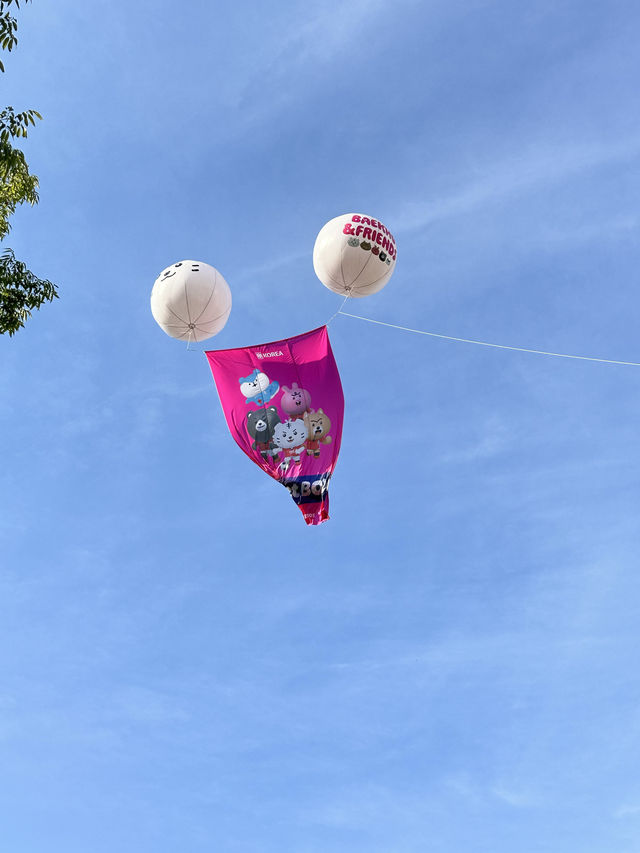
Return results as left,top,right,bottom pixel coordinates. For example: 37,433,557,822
206,326,344,525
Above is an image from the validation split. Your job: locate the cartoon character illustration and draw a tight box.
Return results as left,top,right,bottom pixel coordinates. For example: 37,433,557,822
246,407,281,461
303,408,332,457
239,369,279,406
360,241,372,251
272,419,308,471
347,237,360,247
280,382,312,420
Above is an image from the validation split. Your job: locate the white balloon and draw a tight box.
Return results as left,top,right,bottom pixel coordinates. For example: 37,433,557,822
150,260,232,342
313,213,397,298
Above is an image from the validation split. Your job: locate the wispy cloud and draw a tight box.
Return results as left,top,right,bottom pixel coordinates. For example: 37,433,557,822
231,0,389,106
200,0,402,141
109,685,190,725
614,802,640,819
392,137,640,234
440,415,511,464
491,785,539,809
235,249,308,285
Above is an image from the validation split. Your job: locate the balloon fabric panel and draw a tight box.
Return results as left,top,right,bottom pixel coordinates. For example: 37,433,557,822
205,326,344,525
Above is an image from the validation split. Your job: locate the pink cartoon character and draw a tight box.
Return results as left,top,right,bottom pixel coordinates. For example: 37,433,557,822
280,382,312,420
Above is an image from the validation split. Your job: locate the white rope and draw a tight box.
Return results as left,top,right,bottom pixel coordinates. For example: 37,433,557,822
326,292,351,325
338,310,640,367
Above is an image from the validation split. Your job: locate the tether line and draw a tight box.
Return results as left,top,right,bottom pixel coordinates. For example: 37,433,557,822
326,292,351,326
338,310,640,367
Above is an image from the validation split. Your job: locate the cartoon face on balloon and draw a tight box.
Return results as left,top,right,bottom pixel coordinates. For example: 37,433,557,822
157,260,202,283
150,260,232,342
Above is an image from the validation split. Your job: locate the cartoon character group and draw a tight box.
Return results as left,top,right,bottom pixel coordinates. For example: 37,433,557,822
346,235,391,264
240,374,332,472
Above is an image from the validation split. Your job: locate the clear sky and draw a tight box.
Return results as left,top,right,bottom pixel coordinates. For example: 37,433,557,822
2,1,640,851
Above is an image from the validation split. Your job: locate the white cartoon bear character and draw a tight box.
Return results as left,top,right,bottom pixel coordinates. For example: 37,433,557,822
272,419,308,472
239,369,279,407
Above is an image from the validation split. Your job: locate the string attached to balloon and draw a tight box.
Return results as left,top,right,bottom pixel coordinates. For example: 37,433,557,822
326,292,351,326
311,213,639,368
336,310,640,368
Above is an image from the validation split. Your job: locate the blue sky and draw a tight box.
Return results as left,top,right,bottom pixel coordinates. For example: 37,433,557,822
1,1,640,851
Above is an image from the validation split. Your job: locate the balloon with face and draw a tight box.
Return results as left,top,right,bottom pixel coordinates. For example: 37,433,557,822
313,213,397,298
150,260,232,342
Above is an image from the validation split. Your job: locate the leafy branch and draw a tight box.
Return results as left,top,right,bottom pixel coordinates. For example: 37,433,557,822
0,0,30,72
0,105,42,141
0,0,57,336
0,247,57,335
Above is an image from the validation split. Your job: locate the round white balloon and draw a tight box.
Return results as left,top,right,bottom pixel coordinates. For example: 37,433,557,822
150,260,232,342
313,213,397,298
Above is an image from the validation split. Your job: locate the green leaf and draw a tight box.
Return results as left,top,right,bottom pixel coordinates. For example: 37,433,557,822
0,247,58,335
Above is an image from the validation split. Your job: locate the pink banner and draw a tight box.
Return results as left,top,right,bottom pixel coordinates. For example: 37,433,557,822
205,326,344,525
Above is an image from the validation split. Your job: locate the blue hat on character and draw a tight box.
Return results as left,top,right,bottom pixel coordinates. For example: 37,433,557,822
239,368,280,407
239,368,260,385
